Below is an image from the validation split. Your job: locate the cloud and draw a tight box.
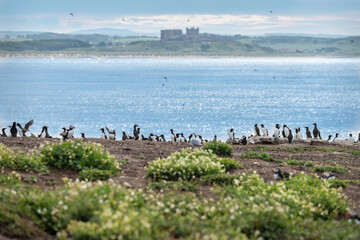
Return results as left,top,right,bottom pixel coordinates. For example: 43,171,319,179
2,12,360,35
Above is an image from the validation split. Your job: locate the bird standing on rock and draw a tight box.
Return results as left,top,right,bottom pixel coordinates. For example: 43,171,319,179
260,124,268,136
273,124,281,138
282,125,290,138
1,128,7,137
10,122,17,137
106,127,116,140
67,125,75,139
312,123,321,139
190,134,202,146
81,133,86,139
60,127,68,140
228,128,235,140
305,127,312,139
288,129,293,143
100,128,107,139
122,131,129,141
170,129,176,142
254,123,261,136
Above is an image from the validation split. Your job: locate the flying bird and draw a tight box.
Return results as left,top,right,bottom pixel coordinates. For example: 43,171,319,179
70,13,74,17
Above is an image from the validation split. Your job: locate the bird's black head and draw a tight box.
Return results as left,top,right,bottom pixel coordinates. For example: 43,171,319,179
336,133,339,137
12,122,16,127
260,124,264,127
283,125,287,127
254,123,258,127
350,134,353,137
313,123,317,126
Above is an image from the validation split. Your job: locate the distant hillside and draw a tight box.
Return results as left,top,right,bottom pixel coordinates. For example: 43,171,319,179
0,39,90,51
70,28,156,36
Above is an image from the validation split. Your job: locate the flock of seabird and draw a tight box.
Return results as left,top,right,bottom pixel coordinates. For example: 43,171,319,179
1,120,359,147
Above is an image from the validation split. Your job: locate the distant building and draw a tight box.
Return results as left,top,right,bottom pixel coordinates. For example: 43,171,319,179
161,28,199,42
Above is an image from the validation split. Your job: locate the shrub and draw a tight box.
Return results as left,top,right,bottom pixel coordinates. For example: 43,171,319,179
200,173,243,185
79,169,113,181
0,144,49,174
241,151,275,162
147,180,197,192
314,165,348,173
203,141,233,155
147,148,224,181
0,172,21,186
40,141,121,173
19,174,355,240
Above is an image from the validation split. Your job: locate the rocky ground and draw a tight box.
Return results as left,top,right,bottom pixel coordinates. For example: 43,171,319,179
1,137,360,211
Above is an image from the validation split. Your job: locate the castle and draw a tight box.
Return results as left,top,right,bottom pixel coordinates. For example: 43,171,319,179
160,28,199,42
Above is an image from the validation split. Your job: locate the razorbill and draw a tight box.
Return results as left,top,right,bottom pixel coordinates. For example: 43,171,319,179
10,122,17,137
67,125,75,139
180,133,186,142
100,128,107,139
305,127,312,139
254,123,261,136
228,128,235,140
312,123,321,139
273,124,281,138
282,125,290,138
1,128,7,137
170,129,176,142
260,124,268,136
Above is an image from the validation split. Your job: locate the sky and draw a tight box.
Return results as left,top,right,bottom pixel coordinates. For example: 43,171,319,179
0,0,359,36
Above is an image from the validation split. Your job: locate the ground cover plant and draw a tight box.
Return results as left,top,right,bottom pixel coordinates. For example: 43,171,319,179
203,140,233,155
0,173,354,240
0,143,49,174
314,165,348,173
146,148,240,181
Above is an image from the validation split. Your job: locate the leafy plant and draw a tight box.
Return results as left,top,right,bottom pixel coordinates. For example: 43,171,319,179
147,148,237,181
0,144,49,174
241,151,276,162
203,141,233,155
79,169,114,181
40,141,122,173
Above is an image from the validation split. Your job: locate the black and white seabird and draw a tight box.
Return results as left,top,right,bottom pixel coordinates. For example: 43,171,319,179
312,123,321,139
321,172,335,180
60,127,68,141
160,134,166,142
190,134,202,146
282,125,290,138
305,127,312,139
16,119,34,137
106,127,116,140
81,133,86,139
241,136,247,145
272,168,290,180
295,127,303,140
10,122,17,137
100,128,107,139
273,124,281,138
348,134,355,143
180,133,186,142
1,128,7,137
67,125,75,139
176,133,181,142
170,129,176,142
327,135,332,142
288,129,293,143
254,123,261,136
260,124,268,136
228,128,235,140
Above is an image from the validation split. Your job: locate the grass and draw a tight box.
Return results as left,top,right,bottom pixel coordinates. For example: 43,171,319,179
314,165,348,173
203,141,233,155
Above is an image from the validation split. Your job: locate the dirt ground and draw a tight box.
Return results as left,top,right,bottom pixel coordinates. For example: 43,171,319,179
1,137,360,211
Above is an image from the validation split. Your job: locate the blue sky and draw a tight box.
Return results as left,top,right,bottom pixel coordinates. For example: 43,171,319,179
1,0,359,35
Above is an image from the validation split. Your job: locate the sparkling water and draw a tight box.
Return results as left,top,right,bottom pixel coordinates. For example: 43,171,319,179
0,57,359,140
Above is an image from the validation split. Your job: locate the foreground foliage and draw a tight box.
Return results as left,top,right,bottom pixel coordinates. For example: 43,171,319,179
147,148,240,181
203,141,233,155
0,172,354,240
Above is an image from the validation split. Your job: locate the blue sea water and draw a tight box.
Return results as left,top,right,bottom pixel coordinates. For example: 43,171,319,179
0,57,359,140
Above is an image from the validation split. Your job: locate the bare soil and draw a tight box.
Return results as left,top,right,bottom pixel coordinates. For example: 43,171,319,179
1,137,359,210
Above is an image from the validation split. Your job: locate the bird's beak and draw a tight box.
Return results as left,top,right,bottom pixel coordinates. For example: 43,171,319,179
271,169,274,173
345,211,350,218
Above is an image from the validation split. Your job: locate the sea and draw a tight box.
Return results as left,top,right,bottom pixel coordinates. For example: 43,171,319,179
0,57,359,141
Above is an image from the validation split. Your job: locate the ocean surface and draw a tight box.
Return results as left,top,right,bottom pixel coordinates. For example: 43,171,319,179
0,57,359,140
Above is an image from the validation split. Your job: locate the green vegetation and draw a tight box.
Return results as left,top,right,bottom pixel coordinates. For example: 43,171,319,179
147,148,240,181
203,140,233,155
40,140,121,174
0,141,123,180
147,180,197,192
241,151,276,162
0,39,90,51
314,165,348,173
0,143,49,174
0,173,356,239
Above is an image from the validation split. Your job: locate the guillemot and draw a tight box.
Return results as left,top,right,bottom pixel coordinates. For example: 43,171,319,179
170,129,176,142
254,123,261,136
312,123,321,139
260,124,268,136
305,127,312,139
